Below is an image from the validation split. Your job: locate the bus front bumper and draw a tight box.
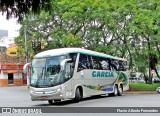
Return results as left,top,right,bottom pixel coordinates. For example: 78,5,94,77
30,89,64,101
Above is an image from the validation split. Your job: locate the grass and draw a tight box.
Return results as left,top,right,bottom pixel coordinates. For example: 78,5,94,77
129,83,160,91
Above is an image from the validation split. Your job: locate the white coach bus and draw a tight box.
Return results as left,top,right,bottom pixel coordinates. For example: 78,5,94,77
29,48,129,104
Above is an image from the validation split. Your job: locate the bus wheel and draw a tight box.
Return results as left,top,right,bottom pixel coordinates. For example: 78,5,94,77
108,85,118,96
48,100,53,104
74,87,83,102
118,85,123,96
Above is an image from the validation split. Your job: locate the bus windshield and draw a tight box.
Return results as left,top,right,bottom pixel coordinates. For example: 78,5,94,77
30,56,66,87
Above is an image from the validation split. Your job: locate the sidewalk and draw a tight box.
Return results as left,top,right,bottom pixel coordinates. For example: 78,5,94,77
124,90,157,94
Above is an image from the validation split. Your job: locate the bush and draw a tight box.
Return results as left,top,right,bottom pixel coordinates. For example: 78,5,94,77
129,83,160,91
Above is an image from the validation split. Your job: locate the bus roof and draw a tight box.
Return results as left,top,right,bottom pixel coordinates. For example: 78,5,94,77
34,48,127,61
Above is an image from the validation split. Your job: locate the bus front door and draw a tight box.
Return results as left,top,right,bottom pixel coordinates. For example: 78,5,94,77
63,62,73,98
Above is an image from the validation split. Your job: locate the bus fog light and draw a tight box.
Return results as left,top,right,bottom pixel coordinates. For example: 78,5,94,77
60,94,63,97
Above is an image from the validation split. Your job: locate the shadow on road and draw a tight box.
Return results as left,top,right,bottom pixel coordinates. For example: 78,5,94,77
33,94,110,106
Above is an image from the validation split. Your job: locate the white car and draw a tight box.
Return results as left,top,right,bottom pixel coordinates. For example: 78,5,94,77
156,87,160,93
129,77,145,83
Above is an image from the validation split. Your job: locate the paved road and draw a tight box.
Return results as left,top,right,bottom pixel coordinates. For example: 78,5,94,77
0,86,160,107
0,86,160,116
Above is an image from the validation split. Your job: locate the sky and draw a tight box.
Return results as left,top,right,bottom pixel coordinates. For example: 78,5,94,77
0,12,21,38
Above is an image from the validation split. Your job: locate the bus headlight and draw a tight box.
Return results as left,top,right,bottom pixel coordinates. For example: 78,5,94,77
56,88,61,92
30,90,35,94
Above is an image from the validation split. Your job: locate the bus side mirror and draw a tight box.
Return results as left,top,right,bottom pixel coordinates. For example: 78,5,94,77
67,60,73,63
60,59,72,70
23,63,31,73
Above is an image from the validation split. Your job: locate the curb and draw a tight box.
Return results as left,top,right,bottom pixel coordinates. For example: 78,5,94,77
124,91,157,94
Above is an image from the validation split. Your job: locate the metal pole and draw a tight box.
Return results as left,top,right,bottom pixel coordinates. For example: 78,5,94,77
18,63,20,86
17,56,20,86
24,25,28,63
148,39,152,84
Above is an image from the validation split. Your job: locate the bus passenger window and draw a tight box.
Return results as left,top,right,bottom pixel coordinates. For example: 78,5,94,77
100,60,110,70
119,61,127,71
91,56,103,70
88,55,93,69
110,59,118,71
78,54,90,72
123,61,128,71
118,60,124,71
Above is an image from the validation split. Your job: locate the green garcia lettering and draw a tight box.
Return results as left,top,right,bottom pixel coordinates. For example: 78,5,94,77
92,71,114,77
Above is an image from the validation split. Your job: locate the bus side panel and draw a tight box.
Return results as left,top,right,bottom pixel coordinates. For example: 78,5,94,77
72,70,117,97
73,69,99,98
95,71,117,95
72,70,129,98
120,71,130,91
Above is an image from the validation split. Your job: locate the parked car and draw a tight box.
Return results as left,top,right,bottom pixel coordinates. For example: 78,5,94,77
129,77,145,83
152,77,160,83
156,87,160,93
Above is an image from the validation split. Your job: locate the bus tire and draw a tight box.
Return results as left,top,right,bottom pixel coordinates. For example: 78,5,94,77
108,85,118,96
74,87,83,102
48,100,53,104
118,85,123,96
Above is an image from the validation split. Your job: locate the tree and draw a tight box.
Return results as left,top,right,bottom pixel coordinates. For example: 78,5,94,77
0,0,51,21
129,0,160,80
14,0,160,77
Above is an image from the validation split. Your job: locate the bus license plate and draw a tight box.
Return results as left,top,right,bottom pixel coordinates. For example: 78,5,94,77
41,96,48,99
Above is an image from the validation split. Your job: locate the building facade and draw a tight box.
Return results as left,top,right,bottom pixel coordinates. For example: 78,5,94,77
0,46,26,86
0,30,27,86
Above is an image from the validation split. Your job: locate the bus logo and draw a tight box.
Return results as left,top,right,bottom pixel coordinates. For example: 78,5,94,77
92,71,114,77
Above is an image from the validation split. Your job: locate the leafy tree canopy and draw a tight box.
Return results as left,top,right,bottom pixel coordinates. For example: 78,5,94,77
13,0,160,74
0,0,51,21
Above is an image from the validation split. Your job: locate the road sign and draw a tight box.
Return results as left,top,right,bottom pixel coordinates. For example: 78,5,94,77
151,70,155,74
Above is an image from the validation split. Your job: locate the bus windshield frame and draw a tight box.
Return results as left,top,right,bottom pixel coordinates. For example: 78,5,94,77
30,55,67,88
